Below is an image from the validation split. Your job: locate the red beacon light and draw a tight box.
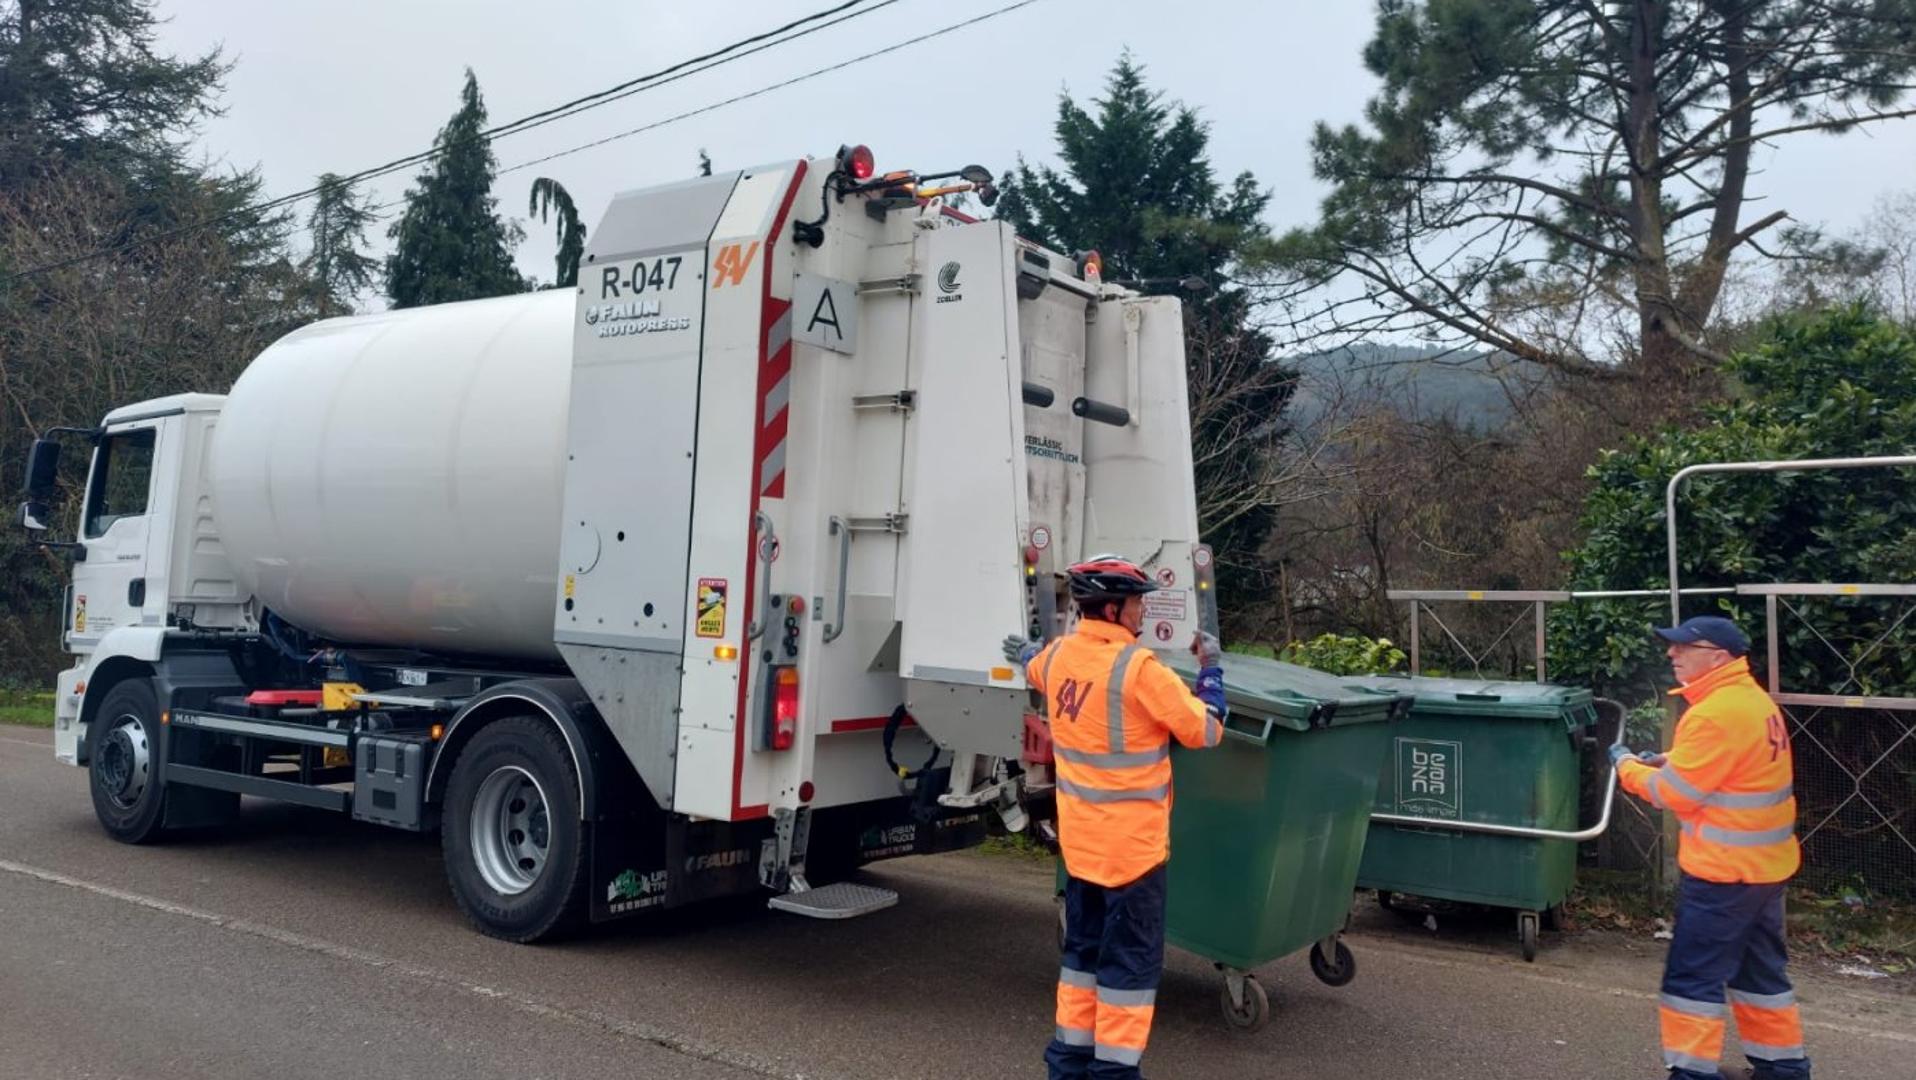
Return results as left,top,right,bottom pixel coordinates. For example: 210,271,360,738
1078,250,1104,281
839,144,876,181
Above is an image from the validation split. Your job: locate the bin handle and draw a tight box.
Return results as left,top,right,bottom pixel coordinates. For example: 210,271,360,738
1368,697,1628,842
1220,712,1275,746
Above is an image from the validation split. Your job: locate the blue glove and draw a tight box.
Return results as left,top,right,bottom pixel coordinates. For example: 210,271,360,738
1610,744,1669,768
1003,634,1040,667
1194,666,1228,718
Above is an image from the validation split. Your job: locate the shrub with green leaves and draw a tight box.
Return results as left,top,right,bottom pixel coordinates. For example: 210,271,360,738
1549,306,1916,703
1242,633,1408,676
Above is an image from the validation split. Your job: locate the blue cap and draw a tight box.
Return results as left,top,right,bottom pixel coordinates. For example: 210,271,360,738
1655,616,1751,657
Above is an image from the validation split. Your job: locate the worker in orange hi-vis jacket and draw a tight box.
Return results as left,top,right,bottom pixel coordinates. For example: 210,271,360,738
1613,615,1808,1080
1004,555,1227,1080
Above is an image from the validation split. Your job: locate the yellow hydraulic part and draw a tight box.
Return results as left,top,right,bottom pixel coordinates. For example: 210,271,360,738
321,682,365,711
320,682,364,768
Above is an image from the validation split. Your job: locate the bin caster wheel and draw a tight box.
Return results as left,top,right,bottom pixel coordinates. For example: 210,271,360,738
1309,939,1356,987
1519,911,1540,962
1220,974,1269,1033
1377,891,1425,926
1541,903,1565,932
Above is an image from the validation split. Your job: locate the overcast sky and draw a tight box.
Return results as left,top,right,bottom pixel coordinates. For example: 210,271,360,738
152,0,1916,298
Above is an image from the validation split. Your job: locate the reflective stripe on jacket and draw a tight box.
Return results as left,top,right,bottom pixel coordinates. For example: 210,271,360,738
1618,657,1800,884
1027,619,1222,887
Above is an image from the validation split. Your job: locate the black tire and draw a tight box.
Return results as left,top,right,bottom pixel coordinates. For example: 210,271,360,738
1309,939,1357,987
1220,975,1270,1033
1519,911,1540,963
88,679,167,844
1541,902,1565,932
441,717,590,943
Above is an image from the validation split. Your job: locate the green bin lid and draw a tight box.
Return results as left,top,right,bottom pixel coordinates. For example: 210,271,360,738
1166,652,1410,732
1342,674,1598,730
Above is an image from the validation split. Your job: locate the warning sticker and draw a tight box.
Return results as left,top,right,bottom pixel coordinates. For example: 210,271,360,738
1142,591,1188,622
695,578,728,638
1154,621,1175,642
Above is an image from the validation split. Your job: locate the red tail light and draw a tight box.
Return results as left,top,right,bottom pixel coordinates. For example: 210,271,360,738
771,666,799,751
840,144,875,181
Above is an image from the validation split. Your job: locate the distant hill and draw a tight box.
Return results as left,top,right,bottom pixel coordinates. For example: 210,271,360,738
1282,343,1548,432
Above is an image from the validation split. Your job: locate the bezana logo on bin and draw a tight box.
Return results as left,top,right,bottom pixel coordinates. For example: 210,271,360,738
1395,737,1461,819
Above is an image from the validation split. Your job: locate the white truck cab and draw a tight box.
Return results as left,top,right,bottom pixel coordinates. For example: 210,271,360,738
30,393,249,764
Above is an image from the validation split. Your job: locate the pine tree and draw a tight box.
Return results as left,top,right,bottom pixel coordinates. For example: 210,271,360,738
527,177,585,289
303,173,379,315
0,0,308,685
1265,1,1916,385
385,69,524,308
0,0,229,187
997,56,1292,635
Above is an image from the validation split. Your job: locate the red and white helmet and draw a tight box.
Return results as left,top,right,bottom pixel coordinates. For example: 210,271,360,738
1066,555,1156,603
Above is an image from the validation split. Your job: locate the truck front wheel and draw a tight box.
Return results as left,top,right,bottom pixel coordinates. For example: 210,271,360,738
441,717,590,942
88,679,167,844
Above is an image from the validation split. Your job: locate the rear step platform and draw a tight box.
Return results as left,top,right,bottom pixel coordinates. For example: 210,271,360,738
768,882,898,920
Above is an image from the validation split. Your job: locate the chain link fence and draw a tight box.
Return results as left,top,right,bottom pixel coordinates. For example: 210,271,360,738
1391,585,1916,908
1759,587,1916,901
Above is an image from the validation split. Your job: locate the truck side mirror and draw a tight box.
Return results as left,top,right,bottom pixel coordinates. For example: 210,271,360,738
18,437,65,540
22,437,60,501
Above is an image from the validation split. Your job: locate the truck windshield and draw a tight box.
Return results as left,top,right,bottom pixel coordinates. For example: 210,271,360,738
82,428,156,538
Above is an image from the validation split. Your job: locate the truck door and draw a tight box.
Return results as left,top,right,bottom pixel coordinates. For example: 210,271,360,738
69,423,163,649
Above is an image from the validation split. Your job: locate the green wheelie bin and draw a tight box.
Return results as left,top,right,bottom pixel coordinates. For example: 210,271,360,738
1055,654,1410,1032
1341,675,1610,961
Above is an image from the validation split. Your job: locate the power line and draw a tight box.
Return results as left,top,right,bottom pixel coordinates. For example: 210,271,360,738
367,0,1046,228
311,0,909,199
0,0,899,285
442,0,882,149
496,0,1047,181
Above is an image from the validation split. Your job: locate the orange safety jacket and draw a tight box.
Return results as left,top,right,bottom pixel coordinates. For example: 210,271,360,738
1027,619,1223,888
1618,657,1800,884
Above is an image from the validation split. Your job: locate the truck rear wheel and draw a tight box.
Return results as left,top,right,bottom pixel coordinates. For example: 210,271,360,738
442,717,590,942
88,679,167,844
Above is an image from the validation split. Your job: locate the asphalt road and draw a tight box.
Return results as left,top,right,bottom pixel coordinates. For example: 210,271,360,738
2,722,1911,1080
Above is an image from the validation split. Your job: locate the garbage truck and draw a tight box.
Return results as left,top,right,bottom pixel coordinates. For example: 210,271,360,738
14,145,1210,941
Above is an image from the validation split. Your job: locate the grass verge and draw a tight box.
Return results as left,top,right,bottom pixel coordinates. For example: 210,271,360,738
1786,888,1916,972
1565,867,1916,969
0,689,54,728
973,831,1055,863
